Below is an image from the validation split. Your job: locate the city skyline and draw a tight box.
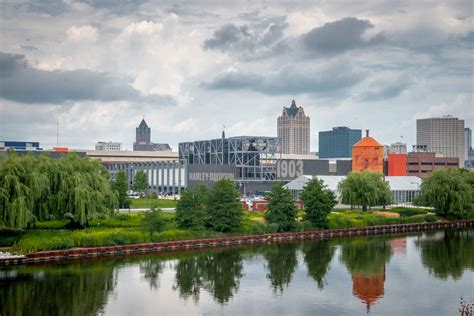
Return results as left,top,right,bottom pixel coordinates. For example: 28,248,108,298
0,1,472,151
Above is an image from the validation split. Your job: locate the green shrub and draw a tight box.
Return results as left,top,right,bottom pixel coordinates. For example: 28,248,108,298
424,214,438,222
266,223,279,233
141,209,165,236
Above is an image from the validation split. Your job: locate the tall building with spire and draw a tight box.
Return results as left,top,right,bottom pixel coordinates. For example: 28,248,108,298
277,100,310,155
133,119,171,151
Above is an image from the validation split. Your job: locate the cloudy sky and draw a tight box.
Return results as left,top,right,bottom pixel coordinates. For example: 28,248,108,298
0,0,472,151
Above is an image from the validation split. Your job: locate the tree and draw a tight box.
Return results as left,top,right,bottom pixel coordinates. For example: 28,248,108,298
112,170,130,208
264,182,297,232
132,170,148,196
0,153,118,229
416,169,473,219
338,171,391,212
206,178,242,233
300,178,337,229
175,184,208,230
141,206,165,236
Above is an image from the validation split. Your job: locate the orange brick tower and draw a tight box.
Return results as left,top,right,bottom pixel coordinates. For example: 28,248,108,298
352,130,384,172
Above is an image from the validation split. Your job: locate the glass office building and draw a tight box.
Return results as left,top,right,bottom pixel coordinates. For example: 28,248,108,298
319,127,361,158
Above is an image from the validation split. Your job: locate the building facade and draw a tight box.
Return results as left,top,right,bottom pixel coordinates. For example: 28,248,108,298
407,152,459,178
465,127,472,162
387,153,407,176
0,141,42,151
352,131,384,172
133,119,171,151
388,142,407,154
95,141,121,151
319,126,361,158
416,116,465,167
277,100,310,155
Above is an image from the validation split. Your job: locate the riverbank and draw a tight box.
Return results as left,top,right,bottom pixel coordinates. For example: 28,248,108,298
1,220,472,266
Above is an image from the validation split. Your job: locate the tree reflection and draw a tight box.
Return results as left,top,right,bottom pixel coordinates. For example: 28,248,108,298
302,240,335,289
173,249,244,304
416,230,474,280
139,259,164,290
0,262,115,316
340,238,392,275
264,243,298,293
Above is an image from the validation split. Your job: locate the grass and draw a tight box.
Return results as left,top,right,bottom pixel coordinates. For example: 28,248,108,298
129,198,177,209
4,209,444,254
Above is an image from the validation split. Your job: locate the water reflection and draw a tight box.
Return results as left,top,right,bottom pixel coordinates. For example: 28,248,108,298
173,249,244,304
340,237,393,310
263,243,298,293
140,259,164,290
1,230,473,315
0,262,116,316
416,230,474,280
302,240,335,289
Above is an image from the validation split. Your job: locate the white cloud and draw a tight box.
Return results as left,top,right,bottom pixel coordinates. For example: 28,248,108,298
66,25,98,43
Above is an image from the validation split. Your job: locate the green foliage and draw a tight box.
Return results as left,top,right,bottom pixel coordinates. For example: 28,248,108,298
206,178,242,233
112,171,130,208
417,169,473,219
264,182,297,232
141,207,165,236
300,178,337,229
0,153,118,229
176,185,208,230
338,171,392,211
132,170,148,196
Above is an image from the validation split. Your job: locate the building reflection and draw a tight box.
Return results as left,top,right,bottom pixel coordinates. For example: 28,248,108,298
340,237,393,312
352,267,386,312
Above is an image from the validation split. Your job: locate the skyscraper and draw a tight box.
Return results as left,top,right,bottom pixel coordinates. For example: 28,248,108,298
416,116,465,167
319,126,361,158
133,119,171,151
277,100,310,155
465,127,472,162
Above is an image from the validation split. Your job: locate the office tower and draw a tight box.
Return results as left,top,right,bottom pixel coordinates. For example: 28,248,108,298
277,100,310,155
319,126,361,158
416,116,465,167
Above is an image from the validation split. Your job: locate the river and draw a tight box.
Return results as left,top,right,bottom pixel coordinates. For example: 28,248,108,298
1,229,473,315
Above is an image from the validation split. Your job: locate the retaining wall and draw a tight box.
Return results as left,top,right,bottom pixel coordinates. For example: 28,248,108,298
1,220,473,266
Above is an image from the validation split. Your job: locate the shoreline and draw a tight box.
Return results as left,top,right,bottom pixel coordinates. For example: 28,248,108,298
2,220,472,266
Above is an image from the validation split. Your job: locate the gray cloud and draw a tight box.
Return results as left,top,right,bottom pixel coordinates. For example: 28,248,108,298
203,62,364,96
0,52,173,105
203,17,384,61
360,75,413,101
20,45,39,52
203,22,288,60
302,17,384,55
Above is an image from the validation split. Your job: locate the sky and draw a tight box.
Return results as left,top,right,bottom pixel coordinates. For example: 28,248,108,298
0,0,473,151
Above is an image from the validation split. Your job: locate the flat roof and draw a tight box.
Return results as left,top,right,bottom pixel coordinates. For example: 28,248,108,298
284,175,422,192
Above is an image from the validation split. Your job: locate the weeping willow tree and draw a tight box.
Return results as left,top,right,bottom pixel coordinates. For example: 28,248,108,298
338,171,391,211
416,168,473,219
0,152,118,229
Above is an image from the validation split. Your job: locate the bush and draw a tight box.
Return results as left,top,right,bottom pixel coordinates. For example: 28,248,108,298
424,214,438,222
141,208,165,236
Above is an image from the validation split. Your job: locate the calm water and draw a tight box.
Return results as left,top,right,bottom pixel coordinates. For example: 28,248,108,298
1,229,473,316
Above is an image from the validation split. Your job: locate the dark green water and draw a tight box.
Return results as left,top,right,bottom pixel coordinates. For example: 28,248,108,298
1,229,473,316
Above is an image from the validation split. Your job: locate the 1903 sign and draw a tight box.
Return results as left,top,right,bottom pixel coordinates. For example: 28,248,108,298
276,160,304,179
